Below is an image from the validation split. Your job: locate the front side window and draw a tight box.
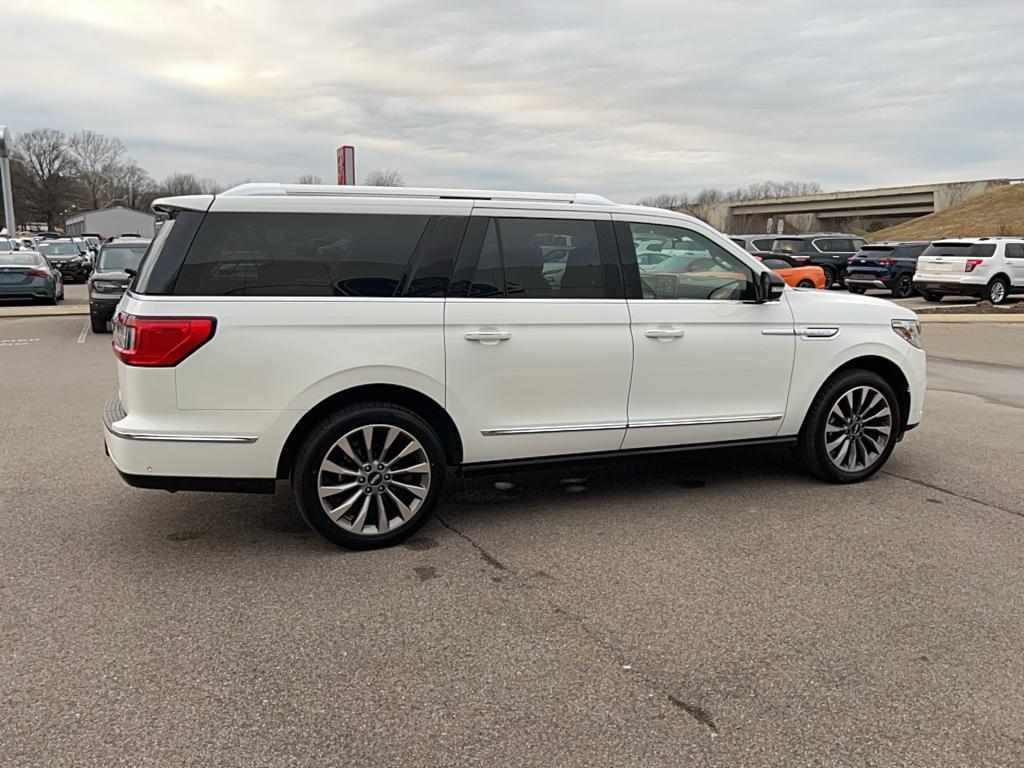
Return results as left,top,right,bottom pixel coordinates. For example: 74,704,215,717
1005,243,1024,259
174,213,428,297
626,222,753,301
752,239,773,251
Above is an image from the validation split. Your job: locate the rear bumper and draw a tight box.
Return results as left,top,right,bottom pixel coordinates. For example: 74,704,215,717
55,264,89,280
911,278,985,297
0,286,55,299
846,278,890,290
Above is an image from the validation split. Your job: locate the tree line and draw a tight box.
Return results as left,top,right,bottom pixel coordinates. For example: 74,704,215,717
3,127,408,231
636,180,823,211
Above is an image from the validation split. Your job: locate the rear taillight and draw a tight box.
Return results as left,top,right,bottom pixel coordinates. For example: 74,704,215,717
876,258,896,267
26,269,47,277
965,259,984,273
112,312,215,367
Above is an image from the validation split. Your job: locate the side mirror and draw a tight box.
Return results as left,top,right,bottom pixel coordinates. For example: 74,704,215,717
755,270,786,303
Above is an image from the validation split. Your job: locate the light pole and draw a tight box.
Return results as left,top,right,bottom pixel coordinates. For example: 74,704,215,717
0,126,15,235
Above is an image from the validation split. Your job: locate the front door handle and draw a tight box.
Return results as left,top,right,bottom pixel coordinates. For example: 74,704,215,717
644,327,685,340
465,329,512,344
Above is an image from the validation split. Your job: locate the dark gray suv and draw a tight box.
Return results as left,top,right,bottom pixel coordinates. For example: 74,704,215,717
88,238,151,332
771,233,869,288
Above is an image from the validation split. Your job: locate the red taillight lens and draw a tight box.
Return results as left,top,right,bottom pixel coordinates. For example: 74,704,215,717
965,258,983,273
112,312,215,366
26,269,47,277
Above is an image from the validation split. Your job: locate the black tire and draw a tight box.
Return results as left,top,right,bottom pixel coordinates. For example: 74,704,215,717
922,291,943,303
891,273,914,299
45,295,58,306
797,369,901,484
986,276,1010,305
91,316,108,333
796,279,816,289
291,402,447,549
821,265,837,288
848,286,867,295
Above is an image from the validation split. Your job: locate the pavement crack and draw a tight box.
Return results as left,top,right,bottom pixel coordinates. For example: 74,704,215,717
666,695,719,734
434,515,508,571
883,470,1024,519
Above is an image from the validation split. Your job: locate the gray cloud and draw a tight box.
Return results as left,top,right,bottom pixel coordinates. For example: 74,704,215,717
5,0,1023,201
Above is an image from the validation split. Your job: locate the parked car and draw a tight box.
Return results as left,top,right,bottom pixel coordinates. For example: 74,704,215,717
36,239,93,281
730,234,786,255
0,251,64,304
102,183,925,550
771,234,869,288
88,237,151,332
754,254,826,289
0,237,21,252
16,237,37,251
845,241,929,298
913,237,1024,304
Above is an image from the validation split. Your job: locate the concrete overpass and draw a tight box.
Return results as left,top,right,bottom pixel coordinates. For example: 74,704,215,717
692,178,1014,232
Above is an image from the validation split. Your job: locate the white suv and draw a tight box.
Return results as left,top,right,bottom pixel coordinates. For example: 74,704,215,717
914,237,1024,304
102,184,926,549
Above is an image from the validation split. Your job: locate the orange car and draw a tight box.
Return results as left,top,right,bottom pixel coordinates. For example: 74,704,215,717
755,254,826,289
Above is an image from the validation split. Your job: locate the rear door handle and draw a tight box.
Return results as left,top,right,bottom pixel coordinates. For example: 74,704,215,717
644,327,685,340
465,329,511,343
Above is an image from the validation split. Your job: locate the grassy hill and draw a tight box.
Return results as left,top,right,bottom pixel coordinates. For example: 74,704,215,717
871,183,1024,241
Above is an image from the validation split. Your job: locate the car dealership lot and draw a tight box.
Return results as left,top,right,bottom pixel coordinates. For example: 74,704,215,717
2,316,1023,766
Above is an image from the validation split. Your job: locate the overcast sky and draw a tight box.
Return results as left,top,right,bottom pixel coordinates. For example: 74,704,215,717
6,0,1023,201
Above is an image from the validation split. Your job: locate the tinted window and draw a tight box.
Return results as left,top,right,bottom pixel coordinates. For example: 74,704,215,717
469,220,503,298
752,239,773,251
772,239,808,254
1005,243,1024,259
922,242,973,257
500,218,605,299
762,258,791,270
817,238,854,253
627,223,753,301
402,216,468,297
965,243,996,258
37,242,79,256
98,244,149,272
173,213,428,297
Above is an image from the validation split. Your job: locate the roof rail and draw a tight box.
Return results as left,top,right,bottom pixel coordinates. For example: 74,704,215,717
218,182,614,206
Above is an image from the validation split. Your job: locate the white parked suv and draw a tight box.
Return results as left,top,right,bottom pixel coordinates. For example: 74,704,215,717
913,237,1024,304
102,184,926,549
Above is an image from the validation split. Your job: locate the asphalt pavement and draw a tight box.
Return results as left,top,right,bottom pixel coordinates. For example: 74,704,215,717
1,315,1023,767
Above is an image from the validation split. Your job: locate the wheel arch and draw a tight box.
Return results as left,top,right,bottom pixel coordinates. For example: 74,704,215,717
810,354,912,434
276,384,464,479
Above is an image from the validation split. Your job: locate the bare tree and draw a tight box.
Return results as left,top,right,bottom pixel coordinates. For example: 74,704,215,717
69,130,126,210
363,169,405,187
12,129,82,229
109,160,156,210
154,173,223,197
636,193,689,210
297,174,323,185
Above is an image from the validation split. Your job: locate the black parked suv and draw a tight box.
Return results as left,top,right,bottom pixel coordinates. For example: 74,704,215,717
88,237,151,332
845,241,929,298
771,233,868,288
36,239,93,281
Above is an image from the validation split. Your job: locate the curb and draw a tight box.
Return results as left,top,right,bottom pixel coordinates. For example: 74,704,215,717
0,305,89,318
918,314,1024,323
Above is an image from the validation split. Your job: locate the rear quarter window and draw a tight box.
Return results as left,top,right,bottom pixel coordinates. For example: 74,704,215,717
172,213,430,297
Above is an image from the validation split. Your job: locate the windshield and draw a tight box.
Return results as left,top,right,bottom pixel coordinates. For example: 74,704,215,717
0,253,42,266
0,240,14,252
38,242,79,256
772,239,807,254
921,242,973,258
98,244,148,271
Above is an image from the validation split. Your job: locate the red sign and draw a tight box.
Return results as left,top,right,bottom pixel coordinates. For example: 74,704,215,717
336,145,355,185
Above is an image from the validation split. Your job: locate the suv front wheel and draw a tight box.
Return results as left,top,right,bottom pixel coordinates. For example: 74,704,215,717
798,370,900,483
986,276,1009,305
292,403,446,549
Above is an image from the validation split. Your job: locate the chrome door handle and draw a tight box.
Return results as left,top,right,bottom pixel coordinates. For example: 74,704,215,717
644,327,685,340
465,329,511,343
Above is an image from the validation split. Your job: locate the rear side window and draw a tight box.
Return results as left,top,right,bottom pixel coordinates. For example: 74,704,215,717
816,238,854,253
173,213,428,297
922,242,973,258
965,243,996,258
452,217,615,299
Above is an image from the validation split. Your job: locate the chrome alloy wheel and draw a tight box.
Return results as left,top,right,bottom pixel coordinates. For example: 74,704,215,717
318,424,431,535
824,385,893,473
989,280,1007,304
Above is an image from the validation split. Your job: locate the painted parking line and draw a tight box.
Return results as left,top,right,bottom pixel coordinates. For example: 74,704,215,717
0,337,41,347
77,319,90,344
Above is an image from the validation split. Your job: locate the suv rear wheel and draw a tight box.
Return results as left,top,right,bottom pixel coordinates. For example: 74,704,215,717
798,370,900,483
986,276,1009,305
922,291,943,303
891,273,914,299
292,403,446,549
821,265,837,288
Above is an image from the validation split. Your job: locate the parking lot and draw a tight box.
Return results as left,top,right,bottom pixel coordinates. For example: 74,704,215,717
2,312,1023,766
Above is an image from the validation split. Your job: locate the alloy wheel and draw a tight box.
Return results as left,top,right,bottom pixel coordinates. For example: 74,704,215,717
989,280,1007,304
317,424,431,536
824,385,892,473
895,275,913,298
